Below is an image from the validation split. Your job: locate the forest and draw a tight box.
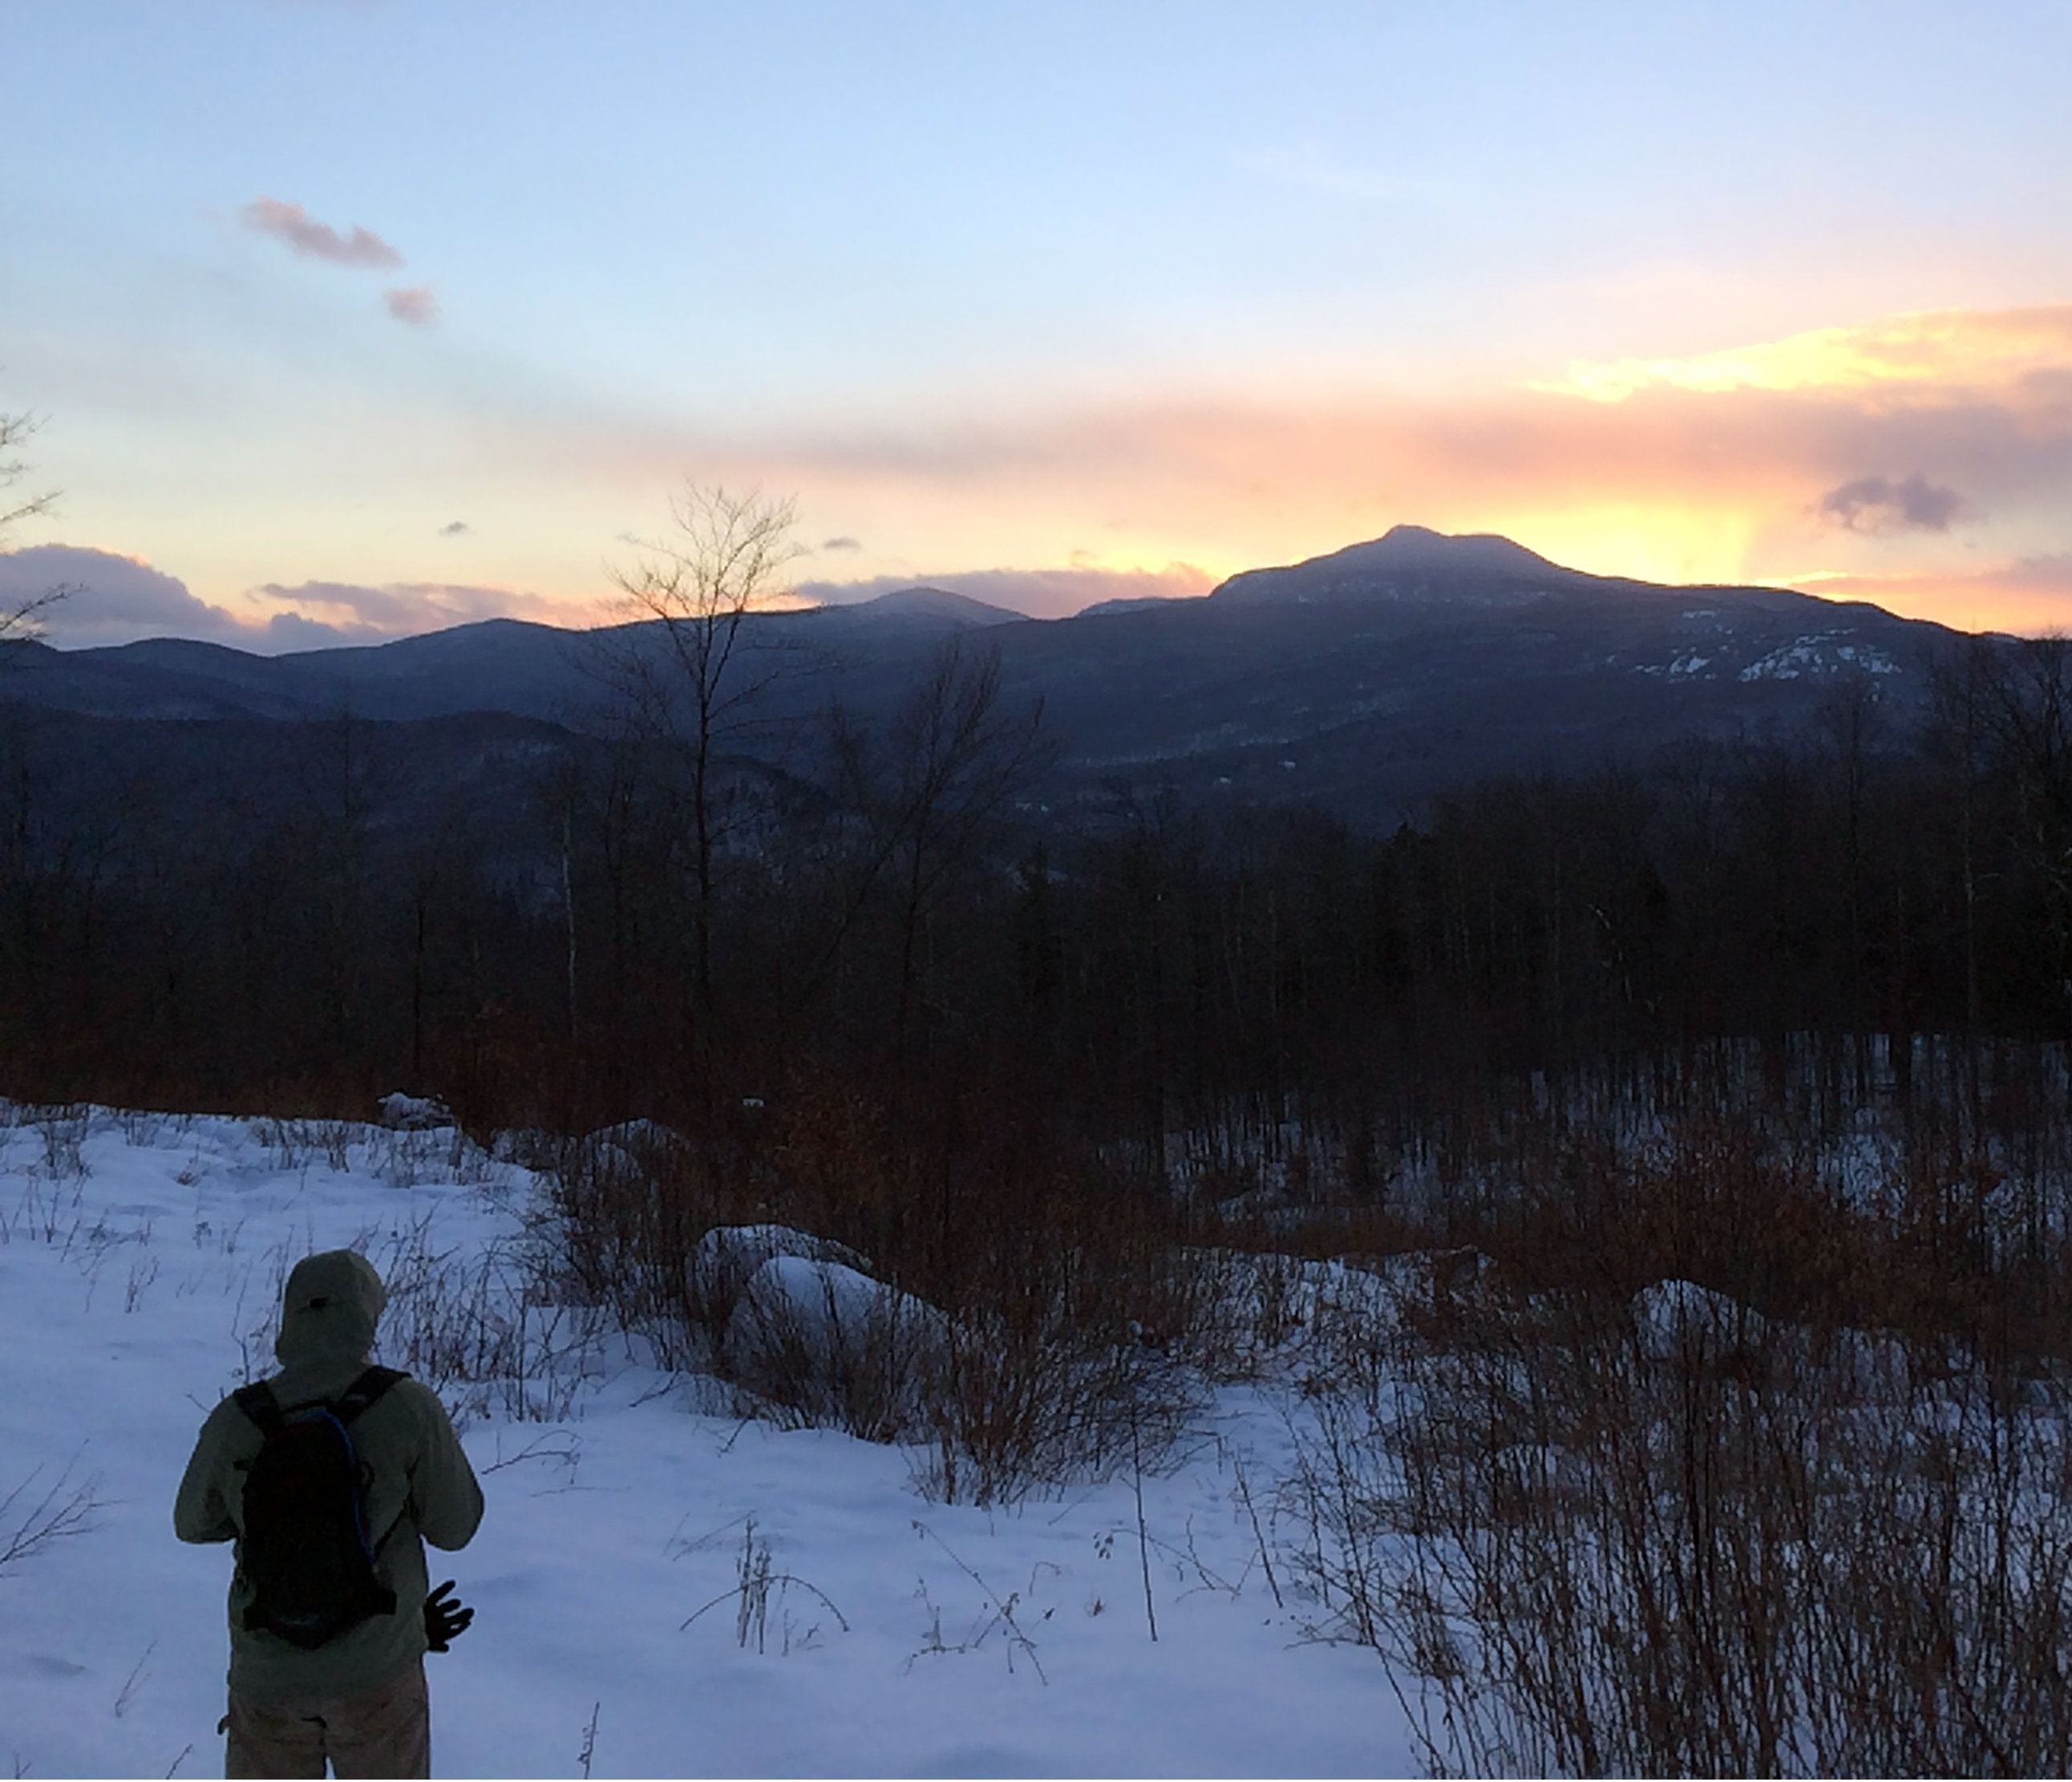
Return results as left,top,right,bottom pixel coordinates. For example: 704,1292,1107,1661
3,608,2071,1301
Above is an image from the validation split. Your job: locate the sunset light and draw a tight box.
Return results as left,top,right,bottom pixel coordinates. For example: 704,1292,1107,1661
4,3,2070,642
13,13,2072,1777
1541,304,2072,403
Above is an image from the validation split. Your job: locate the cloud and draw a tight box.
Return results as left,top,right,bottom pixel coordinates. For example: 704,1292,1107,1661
251,578,601,639
1819,473,1969,534
0,547,611,653
439,520,471,537
1538,304,2072,402
260,610,357,649
796,562,1216,621
1799,554,2072,634
819,535,862,552
733,301,2072,599
0,545,253,648
240,197,403,269
383,286,439,326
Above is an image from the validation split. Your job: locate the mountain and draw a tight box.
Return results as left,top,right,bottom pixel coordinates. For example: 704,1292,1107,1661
1212,524,1588,606
827,586,1027,626
2,528,1985,824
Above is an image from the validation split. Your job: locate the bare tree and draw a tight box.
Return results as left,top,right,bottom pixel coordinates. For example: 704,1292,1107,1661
2,404,66,648
851,634,1049,1075
599,484,807,1058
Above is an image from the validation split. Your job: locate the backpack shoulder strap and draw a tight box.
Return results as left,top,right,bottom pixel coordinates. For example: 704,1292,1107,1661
233,1380,284,1437
334,1366,407,1427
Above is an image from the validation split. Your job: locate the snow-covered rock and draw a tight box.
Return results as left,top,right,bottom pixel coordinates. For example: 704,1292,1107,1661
694,1222,870,1281
1630,1278,1768,1363
571,1116,692,1185
1737,634,1900,682
377,1091,455,1131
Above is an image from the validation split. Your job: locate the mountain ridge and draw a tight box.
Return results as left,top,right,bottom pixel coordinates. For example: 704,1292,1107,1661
2,525,1985,824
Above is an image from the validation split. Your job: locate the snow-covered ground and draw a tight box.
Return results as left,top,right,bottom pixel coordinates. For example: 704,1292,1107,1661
0,1108,1414,1779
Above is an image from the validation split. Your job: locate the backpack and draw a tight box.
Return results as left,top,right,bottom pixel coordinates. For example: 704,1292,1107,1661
233,1366,406,1649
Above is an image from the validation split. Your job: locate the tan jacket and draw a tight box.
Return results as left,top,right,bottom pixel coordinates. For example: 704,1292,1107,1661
175,1250,484,1704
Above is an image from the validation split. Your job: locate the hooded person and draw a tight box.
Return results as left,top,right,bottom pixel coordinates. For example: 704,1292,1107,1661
176,1249,484,1780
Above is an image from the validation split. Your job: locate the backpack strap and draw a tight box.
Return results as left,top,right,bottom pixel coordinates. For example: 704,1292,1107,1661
233,1380,284,1437
334,1366,407,1426
332,1367,410,1577
232,1367,404,1433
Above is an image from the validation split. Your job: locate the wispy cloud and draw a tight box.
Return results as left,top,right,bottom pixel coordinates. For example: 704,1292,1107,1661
819,535,862,552
1536,305,2072,402
383,286,439,326
240,196,403,269
438,520,470,537
252,577,600,638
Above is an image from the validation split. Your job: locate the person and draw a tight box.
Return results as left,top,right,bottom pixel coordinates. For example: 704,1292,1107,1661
176,1249,484,1779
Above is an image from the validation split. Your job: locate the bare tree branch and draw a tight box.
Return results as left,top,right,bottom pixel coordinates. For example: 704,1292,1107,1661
2,404,67,650
0,1458,103,1577
0,408,57,539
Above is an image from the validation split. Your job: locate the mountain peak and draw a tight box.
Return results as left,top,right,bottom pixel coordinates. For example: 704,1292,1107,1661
1352,524,1564,574
1212,525,1579,607
829,585,1028,626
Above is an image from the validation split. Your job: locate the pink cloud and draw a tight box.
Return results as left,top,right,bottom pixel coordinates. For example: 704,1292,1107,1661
1798,555,2072,635
383,286,439,326
727,305,2072,605
240,197,403,269
253,577,601,637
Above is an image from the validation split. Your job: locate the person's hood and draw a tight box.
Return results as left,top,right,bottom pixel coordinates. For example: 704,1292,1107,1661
274,1249,386,1369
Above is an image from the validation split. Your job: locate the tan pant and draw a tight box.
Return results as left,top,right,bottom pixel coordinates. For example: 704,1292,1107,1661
225,1657,430,1780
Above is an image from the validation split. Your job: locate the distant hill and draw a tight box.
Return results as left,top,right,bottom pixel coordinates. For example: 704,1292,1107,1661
826,586,1027,626
2,527,1988,825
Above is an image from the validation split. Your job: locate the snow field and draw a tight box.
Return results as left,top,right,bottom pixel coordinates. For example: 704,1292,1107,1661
0,1108,1414,1778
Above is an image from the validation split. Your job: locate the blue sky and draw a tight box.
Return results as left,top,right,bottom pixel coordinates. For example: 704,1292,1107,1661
5,0,2071,646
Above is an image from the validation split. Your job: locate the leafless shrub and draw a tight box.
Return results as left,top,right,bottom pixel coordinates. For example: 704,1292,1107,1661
371,1212,605,1426
1286,1237,2072,1776
917,1307,1201,1508
536,1122,740,1369
34,1106,90,1182
540,1094,1215,1500
0,1458,102,1577
906,1520,1048,1681
722,1255,945,1442
675,1516,849,1655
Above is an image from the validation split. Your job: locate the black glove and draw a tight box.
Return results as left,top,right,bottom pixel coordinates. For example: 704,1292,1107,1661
424,1579,473,1653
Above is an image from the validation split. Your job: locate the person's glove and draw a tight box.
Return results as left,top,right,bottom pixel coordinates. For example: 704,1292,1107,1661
424,1579,474,1653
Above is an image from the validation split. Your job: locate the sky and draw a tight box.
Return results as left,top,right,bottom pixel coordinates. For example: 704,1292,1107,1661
3,0,2070,650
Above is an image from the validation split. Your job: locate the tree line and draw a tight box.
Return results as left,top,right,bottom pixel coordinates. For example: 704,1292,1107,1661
2,608,2070,1172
